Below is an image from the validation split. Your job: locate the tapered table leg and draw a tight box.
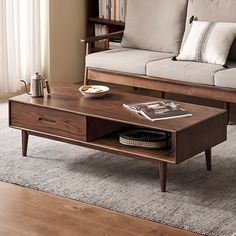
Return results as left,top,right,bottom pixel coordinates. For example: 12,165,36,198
205,149,212,171
159,162,167,192
224,102,230,125
22,130,29,157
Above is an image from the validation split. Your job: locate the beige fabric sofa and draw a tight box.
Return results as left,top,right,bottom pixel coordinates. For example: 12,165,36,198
84,0,236,103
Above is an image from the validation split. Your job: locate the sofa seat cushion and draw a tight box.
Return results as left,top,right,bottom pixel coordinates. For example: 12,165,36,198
121,0,188,54
86,48,174,75
146,59,225,85
214,62,236,88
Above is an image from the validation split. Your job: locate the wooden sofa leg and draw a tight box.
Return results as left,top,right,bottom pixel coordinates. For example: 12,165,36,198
224,102,230,125
160,92,165,99
84,42,91,85
84,67,88,85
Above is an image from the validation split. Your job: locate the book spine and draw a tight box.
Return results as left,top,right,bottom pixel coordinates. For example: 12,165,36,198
99,0,102,18
94,24,99,48
120,0,124,22
113,0,116,21
110,0,114,20
95,24,98,36
107,0,111,20
94,24,109,49
110,0,112,19
116,0,120,21
99,0,123,21
101,0,106,18
105,0,108,19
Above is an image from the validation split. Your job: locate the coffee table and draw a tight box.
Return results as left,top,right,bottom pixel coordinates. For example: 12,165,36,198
9,84,227,192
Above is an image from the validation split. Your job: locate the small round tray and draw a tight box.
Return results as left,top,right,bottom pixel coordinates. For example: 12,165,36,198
79,85,110,98
119,129,170,150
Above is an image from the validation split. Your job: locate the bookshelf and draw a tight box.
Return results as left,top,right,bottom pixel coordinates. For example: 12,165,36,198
86,0,125,51
89,17,125,27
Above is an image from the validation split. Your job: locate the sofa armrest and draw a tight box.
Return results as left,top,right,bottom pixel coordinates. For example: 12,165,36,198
81,31,124,43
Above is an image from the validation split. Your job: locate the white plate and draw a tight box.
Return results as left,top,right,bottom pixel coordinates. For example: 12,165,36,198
79,85,110,98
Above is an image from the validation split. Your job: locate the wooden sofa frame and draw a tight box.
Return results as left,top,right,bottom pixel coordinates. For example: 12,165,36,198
81,31,236,119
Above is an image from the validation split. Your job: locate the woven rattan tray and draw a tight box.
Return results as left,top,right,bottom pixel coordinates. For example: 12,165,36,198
119,129,170,150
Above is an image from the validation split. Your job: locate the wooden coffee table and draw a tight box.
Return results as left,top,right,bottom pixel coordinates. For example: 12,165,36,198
9,84,227,192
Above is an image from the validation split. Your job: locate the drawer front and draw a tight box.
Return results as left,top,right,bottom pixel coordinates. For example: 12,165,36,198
10,102,86,141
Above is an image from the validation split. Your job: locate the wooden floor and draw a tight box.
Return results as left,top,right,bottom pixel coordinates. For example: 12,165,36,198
0,182,201,236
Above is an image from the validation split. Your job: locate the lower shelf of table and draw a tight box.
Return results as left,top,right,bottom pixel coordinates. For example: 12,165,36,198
24,129,176,164
91,133,176,163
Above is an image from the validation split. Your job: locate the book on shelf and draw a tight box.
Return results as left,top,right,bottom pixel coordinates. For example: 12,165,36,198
111,0,115,20
94,24,122,49
120,0,126,22
107,0,111,19
115,0,120,21
94,24,109,49
123,100,192,121
99,0,126,22
99,0,105,18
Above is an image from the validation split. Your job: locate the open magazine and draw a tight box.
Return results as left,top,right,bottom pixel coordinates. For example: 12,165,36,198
123,100,192,121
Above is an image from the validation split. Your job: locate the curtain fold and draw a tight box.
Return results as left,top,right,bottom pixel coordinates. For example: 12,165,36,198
0,0,45,93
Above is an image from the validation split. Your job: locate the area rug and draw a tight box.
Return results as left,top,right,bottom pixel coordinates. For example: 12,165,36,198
0,101,236,236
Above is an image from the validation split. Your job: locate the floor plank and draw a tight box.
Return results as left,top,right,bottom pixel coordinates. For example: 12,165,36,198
0,182,201,236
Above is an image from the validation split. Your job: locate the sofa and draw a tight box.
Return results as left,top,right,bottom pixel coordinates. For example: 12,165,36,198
82,0,236,106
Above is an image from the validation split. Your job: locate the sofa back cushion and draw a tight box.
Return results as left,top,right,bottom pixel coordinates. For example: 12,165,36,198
121,0,188,54
182,0,236,61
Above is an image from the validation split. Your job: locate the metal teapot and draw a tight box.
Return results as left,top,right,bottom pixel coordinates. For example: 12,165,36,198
21,73,50,98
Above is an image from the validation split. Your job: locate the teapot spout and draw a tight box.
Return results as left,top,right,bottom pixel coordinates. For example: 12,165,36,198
20,80,31,95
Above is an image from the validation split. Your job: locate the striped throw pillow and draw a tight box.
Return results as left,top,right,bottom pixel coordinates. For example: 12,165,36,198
176,21,236,66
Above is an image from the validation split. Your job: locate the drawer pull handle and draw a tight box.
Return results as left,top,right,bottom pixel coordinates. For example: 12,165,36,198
38,117,56,124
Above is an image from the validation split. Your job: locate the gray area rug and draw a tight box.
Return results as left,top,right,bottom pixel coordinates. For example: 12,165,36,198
0,101,236,236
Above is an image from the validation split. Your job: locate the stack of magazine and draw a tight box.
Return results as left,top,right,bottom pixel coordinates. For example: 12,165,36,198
123,100,192,121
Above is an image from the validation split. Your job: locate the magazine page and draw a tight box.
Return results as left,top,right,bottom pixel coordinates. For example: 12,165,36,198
123,101,192,121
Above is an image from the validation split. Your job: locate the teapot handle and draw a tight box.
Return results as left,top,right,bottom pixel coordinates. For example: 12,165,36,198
44,80,51,94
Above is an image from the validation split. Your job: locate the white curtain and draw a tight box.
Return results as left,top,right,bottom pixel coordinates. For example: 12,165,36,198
0,0,47,93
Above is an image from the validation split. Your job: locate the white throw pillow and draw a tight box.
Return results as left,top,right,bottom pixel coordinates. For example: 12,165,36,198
176,21,236,66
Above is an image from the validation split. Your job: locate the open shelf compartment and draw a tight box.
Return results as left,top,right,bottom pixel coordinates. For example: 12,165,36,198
86,117,176,164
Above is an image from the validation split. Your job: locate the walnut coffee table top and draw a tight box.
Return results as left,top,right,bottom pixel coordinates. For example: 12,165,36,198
10,84,227,133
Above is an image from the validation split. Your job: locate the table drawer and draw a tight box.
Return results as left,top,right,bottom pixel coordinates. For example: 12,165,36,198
10,102,86,141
